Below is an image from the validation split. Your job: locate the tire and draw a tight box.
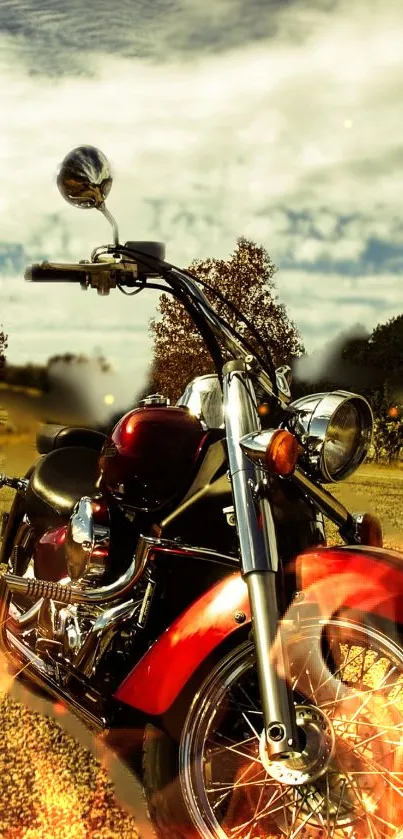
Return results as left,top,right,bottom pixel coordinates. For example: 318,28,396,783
143,617,403,839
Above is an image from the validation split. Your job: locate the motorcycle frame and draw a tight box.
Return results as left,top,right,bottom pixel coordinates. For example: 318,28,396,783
1,399,403,752
0,254,392,758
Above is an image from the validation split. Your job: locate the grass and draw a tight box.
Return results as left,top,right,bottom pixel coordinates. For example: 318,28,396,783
325,462,403,550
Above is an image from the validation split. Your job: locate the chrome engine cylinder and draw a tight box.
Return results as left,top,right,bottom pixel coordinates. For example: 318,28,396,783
65,496,109,584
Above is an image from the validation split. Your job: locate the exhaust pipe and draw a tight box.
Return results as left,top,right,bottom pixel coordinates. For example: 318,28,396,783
0,575,108,731
3,534,155,605
3,535,236,605
7,599,44,632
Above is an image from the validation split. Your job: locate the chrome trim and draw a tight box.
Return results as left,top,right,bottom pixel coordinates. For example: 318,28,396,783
65,496,109,583
223,364,279,574
7,598,44,632
74,598,140,679
0,473,29,494
290,390,373,482
3,536,237,605
223,360,299,757
177,374,224,429
0,576,108,732
137,575,156,628
246,572,300,757
138,393,170,407
275,365,292,400
57,145,112,211
239,428,280,465
65,497,94,581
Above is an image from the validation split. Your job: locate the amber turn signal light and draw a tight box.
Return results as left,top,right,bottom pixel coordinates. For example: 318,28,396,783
265,430,299,477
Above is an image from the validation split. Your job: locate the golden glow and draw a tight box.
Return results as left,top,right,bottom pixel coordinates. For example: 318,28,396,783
208,576,248,618
0,693,142,835
103,394,115,405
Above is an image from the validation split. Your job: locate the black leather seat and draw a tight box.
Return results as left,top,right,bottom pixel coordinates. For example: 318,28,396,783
36,424,106,455
26,446,100,526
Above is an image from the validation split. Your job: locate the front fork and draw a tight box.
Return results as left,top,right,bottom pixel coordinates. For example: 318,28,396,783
223,360,299,759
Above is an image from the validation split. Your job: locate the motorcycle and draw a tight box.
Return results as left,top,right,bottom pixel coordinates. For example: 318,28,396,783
1,144,403,839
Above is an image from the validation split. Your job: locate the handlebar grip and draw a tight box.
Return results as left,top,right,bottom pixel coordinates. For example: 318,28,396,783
25,262,88,283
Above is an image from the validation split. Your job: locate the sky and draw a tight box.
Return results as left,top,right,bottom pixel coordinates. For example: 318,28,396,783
0,0,403,410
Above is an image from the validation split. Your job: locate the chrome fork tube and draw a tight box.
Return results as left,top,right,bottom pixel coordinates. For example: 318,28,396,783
223,360,299,759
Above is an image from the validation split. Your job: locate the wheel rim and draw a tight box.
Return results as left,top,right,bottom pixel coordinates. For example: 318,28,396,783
179,619,403,839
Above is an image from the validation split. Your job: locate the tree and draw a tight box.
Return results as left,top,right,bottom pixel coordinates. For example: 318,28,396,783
293,315,403,461
0,327,7,373
150,238,304,402
365,314,403,372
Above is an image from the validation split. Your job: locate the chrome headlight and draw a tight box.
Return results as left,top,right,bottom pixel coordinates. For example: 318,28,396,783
290,391,373,482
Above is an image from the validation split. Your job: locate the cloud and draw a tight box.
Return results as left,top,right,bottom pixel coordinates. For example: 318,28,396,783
0,0,403,373
278,270,402,349
0,0,320,77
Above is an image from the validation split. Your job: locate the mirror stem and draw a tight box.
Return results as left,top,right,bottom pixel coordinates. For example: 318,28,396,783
98,204,119,248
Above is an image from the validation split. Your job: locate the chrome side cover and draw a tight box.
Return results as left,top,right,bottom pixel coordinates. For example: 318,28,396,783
65,497,109,583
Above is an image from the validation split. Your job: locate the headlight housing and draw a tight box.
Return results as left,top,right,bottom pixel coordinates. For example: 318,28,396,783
289,390,373,482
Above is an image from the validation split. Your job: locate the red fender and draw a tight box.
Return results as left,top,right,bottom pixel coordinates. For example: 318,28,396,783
114,545,403,716
114,573,250,715
295,545,403,624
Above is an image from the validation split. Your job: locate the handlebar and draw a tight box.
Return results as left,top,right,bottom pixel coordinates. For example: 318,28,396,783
26,261,139,295
25,253,287,402
27,263,91,283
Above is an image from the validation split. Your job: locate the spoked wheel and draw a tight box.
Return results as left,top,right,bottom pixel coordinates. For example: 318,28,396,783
144,618,403,839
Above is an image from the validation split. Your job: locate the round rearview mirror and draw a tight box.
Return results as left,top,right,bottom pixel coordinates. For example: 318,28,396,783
57,145,113,209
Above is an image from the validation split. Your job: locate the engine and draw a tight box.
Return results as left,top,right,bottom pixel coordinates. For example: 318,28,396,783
65,495,110,585
17,403,208,687
31,492,149,689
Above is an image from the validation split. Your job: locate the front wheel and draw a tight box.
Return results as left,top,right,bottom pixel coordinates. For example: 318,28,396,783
143,617,403,838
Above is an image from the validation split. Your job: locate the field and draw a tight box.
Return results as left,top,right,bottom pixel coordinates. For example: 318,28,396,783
325,462,403,550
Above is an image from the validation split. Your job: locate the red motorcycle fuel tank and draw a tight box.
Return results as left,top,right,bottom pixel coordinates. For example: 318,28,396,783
97,406,206,512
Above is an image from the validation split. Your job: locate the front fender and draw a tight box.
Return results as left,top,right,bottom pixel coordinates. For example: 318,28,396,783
295,545,403,625
114,573,251,715
114,545,403,716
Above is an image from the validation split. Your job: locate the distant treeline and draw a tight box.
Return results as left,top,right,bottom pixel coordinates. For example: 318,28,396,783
292,313,403,463
0,353,112,392
1,316,402,462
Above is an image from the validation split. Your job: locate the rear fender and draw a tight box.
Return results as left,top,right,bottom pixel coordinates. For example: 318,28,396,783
114,545,403,717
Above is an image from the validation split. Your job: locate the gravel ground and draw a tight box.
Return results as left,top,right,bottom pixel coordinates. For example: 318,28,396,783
0,652,159,839
0,697,144,839
325,462,403,550
0,692,144,838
